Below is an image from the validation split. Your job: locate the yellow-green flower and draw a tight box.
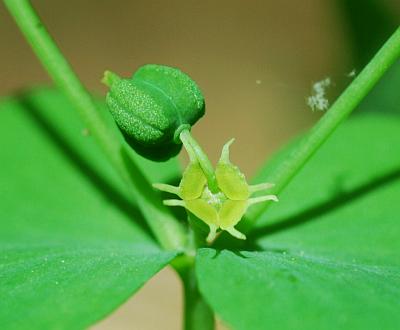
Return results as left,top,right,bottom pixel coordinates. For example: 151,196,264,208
153,139,278,243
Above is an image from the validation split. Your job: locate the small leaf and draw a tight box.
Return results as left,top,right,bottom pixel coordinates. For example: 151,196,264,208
0,88,178,329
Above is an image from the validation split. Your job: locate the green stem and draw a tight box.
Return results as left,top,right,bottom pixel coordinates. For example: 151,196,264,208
180,129,219,193
245,26,400,228
4,0,186,250
177,263,215,330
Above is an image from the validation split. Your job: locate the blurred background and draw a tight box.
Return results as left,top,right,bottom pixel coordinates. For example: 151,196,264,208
1,0,399,329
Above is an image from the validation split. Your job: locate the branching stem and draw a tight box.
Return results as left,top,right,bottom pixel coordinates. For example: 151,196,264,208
245,27,400,228
4,0,186,250
177,263,215,330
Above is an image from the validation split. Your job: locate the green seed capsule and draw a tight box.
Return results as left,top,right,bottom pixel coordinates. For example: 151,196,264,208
103,64,205,161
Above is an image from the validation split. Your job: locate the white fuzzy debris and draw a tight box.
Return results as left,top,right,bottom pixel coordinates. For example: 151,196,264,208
347,69,356,77
307,77,331,112
255,79,262,85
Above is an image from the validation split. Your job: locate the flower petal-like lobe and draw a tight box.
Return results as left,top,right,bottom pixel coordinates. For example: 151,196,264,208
216,139,249,200
219,200,248,229
185,199,219,227
153,138,278,243
180,162,207,200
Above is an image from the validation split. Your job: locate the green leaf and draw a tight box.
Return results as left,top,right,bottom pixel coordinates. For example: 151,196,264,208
197,114,400,329
1,243,176,330
0,88,178,329
197,248,400,330
253,114,400,265
357,60,400,114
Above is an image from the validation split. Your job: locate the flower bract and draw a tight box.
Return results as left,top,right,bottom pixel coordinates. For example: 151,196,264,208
153,139,278,243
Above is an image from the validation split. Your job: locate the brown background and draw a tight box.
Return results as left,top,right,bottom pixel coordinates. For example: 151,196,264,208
1,1,399,329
